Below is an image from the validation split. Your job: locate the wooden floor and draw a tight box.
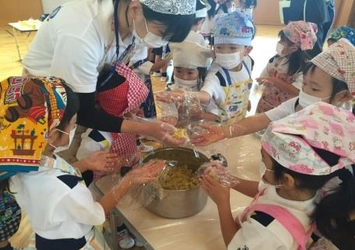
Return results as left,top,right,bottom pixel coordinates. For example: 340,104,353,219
1,24,281,249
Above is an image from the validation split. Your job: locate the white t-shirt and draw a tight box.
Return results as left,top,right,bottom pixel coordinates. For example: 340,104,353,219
265,97,298,121
23,0,145,93
228,184,317,250
76,128,113,161
10,156,105,239
201,58,252,116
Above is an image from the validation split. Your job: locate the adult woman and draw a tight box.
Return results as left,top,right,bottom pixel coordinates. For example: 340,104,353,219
0,76,165,249
22,0,196,147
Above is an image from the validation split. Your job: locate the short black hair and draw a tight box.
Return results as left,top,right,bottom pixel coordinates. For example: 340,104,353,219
142,4,195,42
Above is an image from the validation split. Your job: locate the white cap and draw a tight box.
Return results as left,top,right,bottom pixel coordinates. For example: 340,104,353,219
170,35,214,68
139,0,196,15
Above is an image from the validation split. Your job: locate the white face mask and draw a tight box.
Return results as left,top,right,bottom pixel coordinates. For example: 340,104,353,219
276,42,286,57
215,52,242,69
298,89,329,108
174,76,198,88
51,125,77,153
133,19,168,48
259,162,283,189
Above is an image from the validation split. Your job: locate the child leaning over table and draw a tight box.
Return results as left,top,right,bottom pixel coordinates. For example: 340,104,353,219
157,11,255,124
77,64,149,249
200,103,355,250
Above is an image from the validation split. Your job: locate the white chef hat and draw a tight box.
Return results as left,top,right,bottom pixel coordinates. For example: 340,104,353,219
170,39,214,68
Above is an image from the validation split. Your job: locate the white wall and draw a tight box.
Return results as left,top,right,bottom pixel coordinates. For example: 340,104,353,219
41,0,76,13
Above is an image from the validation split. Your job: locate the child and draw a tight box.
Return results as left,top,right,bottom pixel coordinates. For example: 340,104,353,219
158,11,255,124
2,76,165,249
234,0,257,18
77,64,149,248
327,25,355,46
159,36,214,125
183,0,211,46
200,0,217,45
192,38,355,146
200,11,255,123
255,21,318,113
200,102,355,249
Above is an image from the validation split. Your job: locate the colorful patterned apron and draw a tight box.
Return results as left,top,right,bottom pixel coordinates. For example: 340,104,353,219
215,61,253,124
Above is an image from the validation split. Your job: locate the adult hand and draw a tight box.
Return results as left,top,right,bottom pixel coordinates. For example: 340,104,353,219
191,124,225,146
125,160,166,185
84,151,120,173
200,174,230,206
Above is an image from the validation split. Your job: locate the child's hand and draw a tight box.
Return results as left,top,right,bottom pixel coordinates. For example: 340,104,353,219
200,174,230,206
155,90,185,103
84,151,120,172
160,116,178,126
125,160,166,185
191,124,224,146
256,77,273,86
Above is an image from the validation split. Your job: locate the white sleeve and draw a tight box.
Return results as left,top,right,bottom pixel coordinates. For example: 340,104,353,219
200,73,220,116
228,219,287,250
137,61,154,75
201,72,222,104
50,34,101,93
76,130,109,160
55,184,106,226
291,71,303,90
265,97,297,121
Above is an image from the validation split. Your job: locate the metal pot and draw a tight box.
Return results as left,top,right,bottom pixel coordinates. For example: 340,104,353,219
141,147,224,219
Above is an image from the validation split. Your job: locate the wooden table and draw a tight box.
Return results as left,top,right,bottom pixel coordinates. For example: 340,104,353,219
8,20,42,61
95,134,261,250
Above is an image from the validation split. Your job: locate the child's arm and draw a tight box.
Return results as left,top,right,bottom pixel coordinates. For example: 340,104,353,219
200,175,240,246
257,77,299,96
192,113,271,146
231,177,259,198
98,160,166,214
